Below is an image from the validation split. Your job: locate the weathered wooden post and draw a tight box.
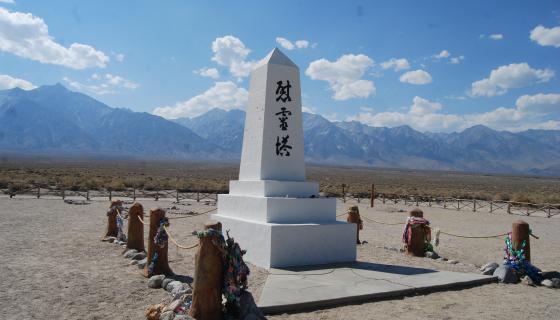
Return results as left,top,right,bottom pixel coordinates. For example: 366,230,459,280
133,188,136,201
155,190,159,201
512,220,530,262
176,189,179,203
86,190,90,201
196,191,200,202
103,200,121,240
473,199,477,212
143,208,173,277
342,184,346,203
126,203,145,252
406,208,426,257
190,220,224,320
370,184,375,208
108,190,112,201
382,193,385,204
490,201,493,213
37,186,40,199
61,189,65,200
346,206,363,244
507,202,511,214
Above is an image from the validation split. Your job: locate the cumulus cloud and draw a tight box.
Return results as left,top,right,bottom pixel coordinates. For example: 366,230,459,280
489,34,504,40
399,70,432,85
211,35,257,78
433,50,450,59
153,81,248,119
63,73,138,95
194,67,219,79
0,0,15,4
114,53,125,62
470,63,554,97
380,58,410,71
347,93,560,132
0,74,35,90
450,56,465,64
530,25,560,48
305,54,375,100
275,37,311,50
0,7,109,69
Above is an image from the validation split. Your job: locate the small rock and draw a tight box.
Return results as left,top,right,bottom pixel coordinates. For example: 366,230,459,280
162,278,173,290
173,315,194,320
129,259,138,266
159,311,175,320
106,237,116,243
481,263,499,275
494,265,518,284
131,252,147,260
425,251,439,259
552,278,560,288
521,276,535,286
115,240,125,245
480,262,499,272
447,260,459,264
235,291,266,320
123,249,138,259
541,279,553,288
137,257,147,269
148,275,166,289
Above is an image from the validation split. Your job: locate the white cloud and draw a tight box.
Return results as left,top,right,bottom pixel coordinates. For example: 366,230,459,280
276,37,311,50
470,63,554,97
530,25,560,48
399,69,432,85
0,0,15,4
450,55,465,64
434,50,450,59
153,81,248,119
347,93,560,132
194,67,219,79
211,35,257,78
305,54,375,100
115,53,125,62
380,58,410,71
489,34,504,40
63,73,138,95
0,74,35,90
0,7,109,69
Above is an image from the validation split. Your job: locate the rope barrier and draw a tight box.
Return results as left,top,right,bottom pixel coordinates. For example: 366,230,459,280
163,225,199,250
361,215,403,226
115,208,127,221
137,215,149,225
167,207,217,220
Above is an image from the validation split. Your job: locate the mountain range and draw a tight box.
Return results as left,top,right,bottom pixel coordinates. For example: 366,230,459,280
1,84,559,176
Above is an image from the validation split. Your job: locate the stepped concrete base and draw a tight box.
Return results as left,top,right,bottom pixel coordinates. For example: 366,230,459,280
257,262,498,314
212,214,356,269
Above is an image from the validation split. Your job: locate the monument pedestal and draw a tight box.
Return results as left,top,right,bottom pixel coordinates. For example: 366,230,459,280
214,48,356,269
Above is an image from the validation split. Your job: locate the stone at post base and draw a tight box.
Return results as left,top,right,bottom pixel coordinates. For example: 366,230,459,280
143,208,173,277
102,200,121,240
126,202,145,252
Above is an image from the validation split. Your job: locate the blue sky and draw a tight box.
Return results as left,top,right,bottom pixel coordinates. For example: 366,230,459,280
1,0,559,132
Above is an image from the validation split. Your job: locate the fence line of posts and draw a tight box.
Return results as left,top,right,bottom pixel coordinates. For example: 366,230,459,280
3,183,559,218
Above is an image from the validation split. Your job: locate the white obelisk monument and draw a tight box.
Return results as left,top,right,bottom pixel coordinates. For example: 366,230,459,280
213,48,356,268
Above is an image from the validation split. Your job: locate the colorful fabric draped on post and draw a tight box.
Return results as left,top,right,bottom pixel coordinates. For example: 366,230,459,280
504,232,542,283
402,216,432,251
223,232,250,307
154,217,169,248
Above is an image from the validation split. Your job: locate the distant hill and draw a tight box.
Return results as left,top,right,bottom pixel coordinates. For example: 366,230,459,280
0,84,223,159
2,84,560,175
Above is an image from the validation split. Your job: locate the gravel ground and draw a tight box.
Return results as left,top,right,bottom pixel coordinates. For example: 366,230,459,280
0,197,558,319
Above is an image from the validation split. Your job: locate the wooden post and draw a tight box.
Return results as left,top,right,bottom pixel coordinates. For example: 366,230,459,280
490,201,493,213
342,184,346,203
86,190,90,201
37,186,40,199
370,184,374,208
190,220,224,320
176,190,179,203
346,206,362,244
103,200,121,240
406,208,425,257
108,190,112,201
548,207,551,218
126,203,145,252
155,190,159,201
382,193,385,204
507,202,511,214
473,199,476,212
443,198,446,209
133,188,136,201
512,220,530,262
415,197,419,207
62,189,65,200
143,208,173,277
196,192,200,202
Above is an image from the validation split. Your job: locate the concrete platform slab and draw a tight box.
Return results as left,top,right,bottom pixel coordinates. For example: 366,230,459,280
258,261,497,314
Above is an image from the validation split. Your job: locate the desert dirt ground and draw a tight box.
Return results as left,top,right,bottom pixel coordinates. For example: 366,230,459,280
0,196,559,320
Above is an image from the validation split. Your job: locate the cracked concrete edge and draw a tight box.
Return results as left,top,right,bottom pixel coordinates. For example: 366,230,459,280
257,275,498,314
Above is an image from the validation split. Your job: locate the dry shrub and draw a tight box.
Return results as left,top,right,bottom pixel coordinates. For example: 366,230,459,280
511,192,532,203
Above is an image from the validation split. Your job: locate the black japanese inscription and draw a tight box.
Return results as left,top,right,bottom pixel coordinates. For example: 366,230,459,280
275,80,292,102
275,135,292,156
275,107,292,131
